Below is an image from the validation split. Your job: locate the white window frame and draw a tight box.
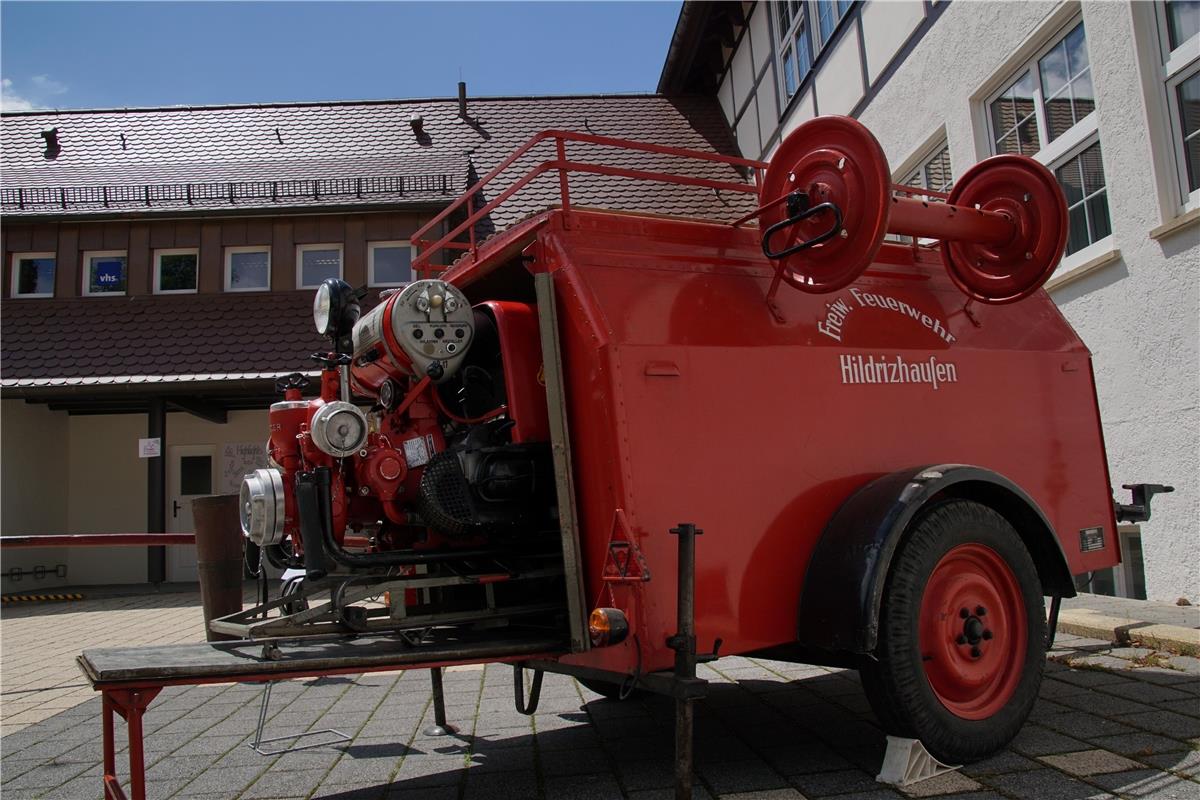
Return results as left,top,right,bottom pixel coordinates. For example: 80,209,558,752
1157,1,1200,210
1052,135,1113,259
82,250,129,297
295,243,343,289
367,240,416,287
153,248,200,295
984,16,1098,168
10,251,56,298
224,246,271,293
984,15,1114,273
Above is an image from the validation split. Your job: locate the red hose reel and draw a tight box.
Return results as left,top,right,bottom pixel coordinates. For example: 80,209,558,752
758,117,1068,303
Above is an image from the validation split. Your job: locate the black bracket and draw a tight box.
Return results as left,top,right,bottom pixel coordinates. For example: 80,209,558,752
513,665,544,715
1114,483,1174,523
761,192,844,261
310,352,353,370
274,372,311,394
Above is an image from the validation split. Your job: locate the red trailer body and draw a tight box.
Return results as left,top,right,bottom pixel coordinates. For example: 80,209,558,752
224,117,1159,772
442,208,1118,679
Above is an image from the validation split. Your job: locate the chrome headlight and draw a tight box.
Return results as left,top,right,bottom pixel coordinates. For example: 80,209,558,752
313,282,333,336
310,401,369,458
240,468,285,547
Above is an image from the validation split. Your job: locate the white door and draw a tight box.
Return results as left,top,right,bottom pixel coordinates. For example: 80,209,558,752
167,444,216,583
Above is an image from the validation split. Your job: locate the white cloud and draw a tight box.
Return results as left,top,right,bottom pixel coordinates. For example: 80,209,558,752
1,78,40,112
30,74,67,96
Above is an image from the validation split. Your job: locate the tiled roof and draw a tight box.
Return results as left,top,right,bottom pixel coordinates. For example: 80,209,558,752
2,94,756,389
1,292,328,386
1,95,754,223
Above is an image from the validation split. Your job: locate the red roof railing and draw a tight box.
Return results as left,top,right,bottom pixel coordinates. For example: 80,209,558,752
0,534,195,549
410,129,768,276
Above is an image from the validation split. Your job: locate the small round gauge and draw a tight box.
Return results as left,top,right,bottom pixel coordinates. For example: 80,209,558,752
379,379,397,410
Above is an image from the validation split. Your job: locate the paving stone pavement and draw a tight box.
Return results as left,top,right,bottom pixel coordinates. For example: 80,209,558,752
0,585,258,735
2,599,1200,799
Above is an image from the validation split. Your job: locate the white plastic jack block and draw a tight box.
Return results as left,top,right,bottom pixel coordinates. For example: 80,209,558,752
875,735,962,787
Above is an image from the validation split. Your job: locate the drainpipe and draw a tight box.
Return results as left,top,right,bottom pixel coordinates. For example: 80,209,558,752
147,397,166,584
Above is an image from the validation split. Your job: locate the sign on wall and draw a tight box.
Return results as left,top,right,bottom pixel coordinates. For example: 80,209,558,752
221,442,269,494
138,437,162,458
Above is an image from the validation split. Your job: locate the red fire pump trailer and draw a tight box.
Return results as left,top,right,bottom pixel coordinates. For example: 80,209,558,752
222,116,1170,792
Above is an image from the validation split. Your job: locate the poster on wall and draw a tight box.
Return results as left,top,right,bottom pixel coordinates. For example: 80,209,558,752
221,442,269,494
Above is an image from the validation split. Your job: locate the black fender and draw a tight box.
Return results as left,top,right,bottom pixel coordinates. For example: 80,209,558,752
796,464,1075,655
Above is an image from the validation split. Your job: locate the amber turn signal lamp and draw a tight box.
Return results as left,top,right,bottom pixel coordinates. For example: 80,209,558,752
588,608,629,647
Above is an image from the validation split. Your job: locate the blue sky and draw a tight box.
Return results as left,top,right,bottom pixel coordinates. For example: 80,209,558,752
1,1,682,111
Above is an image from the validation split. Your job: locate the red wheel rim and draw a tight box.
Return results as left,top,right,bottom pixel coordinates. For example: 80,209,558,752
759,116,891,294
941,155,1068,304
919,543,1027,720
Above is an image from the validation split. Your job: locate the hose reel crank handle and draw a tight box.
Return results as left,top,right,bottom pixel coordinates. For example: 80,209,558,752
761,192,844,261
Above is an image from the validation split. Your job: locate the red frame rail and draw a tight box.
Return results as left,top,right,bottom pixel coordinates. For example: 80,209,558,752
410,129,768,276
0,534,195,549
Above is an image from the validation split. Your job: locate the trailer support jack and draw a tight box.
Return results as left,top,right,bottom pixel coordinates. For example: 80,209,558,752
423,668,456,737
668,522,707,800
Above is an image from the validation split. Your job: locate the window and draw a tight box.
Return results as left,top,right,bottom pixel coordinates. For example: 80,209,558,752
82,250,127,296
1160,0,1200,206
1037,24,1094,142
368,241,414,287
817,0,853,47
776,1,850,103
902,143,954,196
988,21,1095,157
154,248,199,294
986,18,1111,260
890,143,954,244
1056,142,1112,256
224,246,270,292
296,244,343,289
11,252,55,297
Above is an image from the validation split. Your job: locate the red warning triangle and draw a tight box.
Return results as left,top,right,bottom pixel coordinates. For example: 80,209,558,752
602,509,651,582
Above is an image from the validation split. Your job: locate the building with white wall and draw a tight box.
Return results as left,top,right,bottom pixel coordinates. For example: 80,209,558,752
661,0,1199,602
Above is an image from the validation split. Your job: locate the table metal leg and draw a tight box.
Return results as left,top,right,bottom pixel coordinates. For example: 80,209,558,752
101,688,161,800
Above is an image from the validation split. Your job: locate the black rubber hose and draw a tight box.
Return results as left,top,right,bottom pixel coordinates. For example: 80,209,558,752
290,467,557,570
295,470,331,581
264,542,304,571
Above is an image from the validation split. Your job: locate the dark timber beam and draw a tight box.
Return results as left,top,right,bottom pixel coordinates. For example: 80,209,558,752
167,396,228,425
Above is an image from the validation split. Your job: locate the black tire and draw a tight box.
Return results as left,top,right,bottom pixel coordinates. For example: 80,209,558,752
578,677,644,701
859,499,1045,764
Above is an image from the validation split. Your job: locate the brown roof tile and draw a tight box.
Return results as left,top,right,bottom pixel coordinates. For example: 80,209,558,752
1,292,327,383
1,95,753,222
2,95,756,386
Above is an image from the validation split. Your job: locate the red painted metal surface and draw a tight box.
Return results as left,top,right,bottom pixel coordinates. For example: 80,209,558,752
941,155,1069,304
87,118,1124,797
0,534,195,549
758,115,893,293
479,301,549,444
451,205,1117,679
103,688,161,800
919,543,1027,720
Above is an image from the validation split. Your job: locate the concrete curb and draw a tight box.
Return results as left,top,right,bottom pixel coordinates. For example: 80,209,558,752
1057,609,1200,656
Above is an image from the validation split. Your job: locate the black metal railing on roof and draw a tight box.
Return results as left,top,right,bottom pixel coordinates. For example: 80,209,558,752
0,173,458,211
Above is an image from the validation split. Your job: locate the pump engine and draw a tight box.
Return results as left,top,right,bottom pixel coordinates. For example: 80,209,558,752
230,277,560,639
